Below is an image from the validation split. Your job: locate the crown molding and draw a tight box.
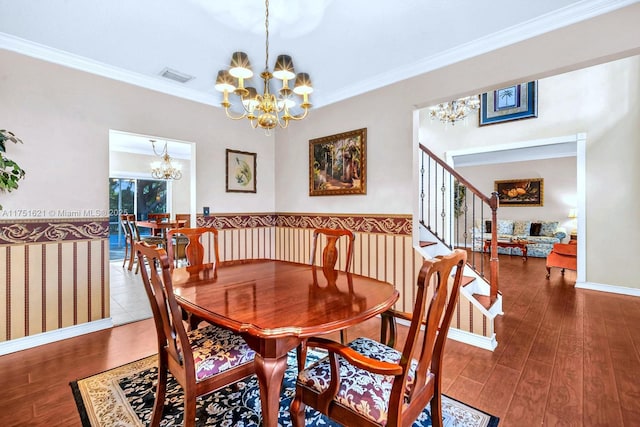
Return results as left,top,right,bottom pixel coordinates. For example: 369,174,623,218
1,0,636,109
0,32,220,107
316,0,638,107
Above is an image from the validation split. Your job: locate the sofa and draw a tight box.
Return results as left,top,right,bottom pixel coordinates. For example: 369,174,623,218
471,219,567,258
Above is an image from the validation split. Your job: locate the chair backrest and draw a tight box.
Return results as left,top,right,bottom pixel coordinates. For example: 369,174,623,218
166,227,220,267
309,228,355,274
388,249,467,424
135,242,194,374
175,213,191,228
120,214,134,239
148,212,170,223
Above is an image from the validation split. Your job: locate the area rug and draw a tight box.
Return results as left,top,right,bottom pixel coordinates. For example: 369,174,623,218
71,351,499,427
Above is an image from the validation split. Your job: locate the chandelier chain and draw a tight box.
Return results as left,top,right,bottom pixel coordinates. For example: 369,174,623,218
264,0,270,72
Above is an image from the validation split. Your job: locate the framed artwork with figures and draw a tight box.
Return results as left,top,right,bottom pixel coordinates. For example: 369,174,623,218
309,128,366,196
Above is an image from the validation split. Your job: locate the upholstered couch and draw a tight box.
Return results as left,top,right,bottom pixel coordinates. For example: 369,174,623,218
471,219,567,258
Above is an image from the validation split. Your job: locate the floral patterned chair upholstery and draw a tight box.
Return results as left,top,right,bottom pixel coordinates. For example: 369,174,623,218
135,242,255,427
290,249,467,427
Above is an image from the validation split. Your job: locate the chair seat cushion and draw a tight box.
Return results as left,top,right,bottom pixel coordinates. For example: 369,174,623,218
297,337,417,425
188,325,255,382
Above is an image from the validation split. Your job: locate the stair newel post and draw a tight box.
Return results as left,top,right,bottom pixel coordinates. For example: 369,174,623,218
489,192,500,303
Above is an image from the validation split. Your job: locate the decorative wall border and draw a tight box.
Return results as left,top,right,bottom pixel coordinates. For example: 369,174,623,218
198,213,411,235
0,218,109,245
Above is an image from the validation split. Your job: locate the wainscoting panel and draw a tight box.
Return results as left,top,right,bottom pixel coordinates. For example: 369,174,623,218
0,218,109,343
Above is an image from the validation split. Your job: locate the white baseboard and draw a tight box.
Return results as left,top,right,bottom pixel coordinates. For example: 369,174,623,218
0,318,113,356
448,328,498,351
575,281,640,297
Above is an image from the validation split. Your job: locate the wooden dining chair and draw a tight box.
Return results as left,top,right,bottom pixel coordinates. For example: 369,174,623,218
175,213,191,228
290,249,467,427
166,226,220,268
129,218,165,273
166,227,221,329
309,228,355,274
148,212,170,236
119,214,135,269
134,242,256,427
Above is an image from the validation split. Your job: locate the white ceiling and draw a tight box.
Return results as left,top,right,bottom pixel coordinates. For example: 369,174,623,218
0,0,635,155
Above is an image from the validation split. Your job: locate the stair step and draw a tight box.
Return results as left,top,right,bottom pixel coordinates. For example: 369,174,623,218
420,241,437,248
471,294,494,310
461,275,476,287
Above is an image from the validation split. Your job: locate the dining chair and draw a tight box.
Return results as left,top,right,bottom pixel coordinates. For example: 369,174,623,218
175,213,191,227
129,218,165,273
119,214,135,269
166,226,220,268
166,227,221,329
290,249,467,427
135,242,256,427
147,212,170,236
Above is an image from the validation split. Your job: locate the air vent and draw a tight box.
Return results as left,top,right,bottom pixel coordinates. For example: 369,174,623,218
159,68,194,83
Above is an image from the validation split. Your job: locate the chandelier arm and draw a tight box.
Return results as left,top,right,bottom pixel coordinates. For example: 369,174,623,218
224,107,250,121
282,106,310,121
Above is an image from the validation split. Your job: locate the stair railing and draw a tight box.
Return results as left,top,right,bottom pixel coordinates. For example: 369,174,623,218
419,143,499,304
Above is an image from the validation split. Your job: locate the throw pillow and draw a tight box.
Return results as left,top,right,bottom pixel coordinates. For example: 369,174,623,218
530,222,542,236
496,219,514,235
540,221,559,237
513,220,532,236
484,220,492,233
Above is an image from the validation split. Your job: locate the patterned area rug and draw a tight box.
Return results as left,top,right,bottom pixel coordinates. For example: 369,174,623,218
70,351,499,426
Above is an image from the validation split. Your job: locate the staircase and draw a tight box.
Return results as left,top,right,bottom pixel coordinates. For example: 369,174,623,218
417,143,503,350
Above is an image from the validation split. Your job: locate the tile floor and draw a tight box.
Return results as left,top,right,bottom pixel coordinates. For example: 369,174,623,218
109,260,153,325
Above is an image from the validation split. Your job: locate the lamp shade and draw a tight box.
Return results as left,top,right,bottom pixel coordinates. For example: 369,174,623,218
229,51,253,79
214,70,236,92
273,54,296,80
568,209,578,218
293,72,313,95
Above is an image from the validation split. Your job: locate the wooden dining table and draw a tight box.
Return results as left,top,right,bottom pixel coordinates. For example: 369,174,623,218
171,259,399,427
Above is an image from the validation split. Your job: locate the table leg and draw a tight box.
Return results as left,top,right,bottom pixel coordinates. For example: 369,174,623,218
522,244,528,261
254,352,289,427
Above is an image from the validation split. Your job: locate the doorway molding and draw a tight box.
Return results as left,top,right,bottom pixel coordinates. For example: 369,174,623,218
444,133,586,285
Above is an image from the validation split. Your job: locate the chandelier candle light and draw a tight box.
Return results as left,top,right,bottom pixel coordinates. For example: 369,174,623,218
214,0,313,133
150,140,182,180
429,95,480,126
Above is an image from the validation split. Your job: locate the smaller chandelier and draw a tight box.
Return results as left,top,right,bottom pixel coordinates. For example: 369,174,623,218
214,0,313,133
150,140,182,180
429,95,480,126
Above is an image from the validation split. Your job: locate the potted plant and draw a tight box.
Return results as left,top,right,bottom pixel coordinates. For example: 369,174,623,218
0,129,26,209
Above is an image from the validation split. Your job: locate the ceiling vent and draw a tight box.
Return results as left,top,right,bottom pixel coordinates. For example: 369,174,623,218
159,68,194,83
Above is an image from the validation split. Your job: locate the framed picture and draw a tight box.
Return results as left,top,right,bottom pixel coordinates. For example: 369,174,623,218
494,178,543,207
480,81,538,126
226,149,256,193
309,128,366,196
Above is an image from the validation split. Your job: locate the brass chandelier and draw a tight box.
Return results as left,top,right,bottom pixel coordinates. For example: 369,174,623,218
214,0,313,133
150,140,182,181
429,95,480,126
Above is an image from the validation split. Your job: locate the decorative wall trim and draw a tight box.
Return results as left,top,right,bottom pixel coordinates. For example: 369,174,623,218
198,213,276,230
0,318,113,356
198,213,411,235
0,217,109,245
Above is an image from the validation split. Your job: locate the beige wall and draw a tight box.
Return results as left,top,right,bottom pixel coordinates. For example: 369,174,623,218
276,5,640,289
457,157,578,232
0,50,276,217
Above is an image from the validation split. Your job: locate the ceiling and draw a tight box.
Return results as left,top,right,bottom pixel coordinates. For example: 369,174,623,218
0,0,634,156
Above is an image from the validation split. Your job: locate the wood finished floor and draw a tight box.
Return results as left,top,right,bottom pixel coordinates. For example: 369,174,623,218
1,254,639,426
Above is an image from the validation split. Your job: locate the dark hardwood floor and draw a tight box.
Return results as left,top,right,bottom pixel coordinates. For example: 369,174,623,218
1,254,639,426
